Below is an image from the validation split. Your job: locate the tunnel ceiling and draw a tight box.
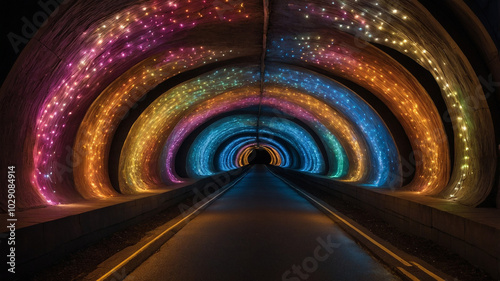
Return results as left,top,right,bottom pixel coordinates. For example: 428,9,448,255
0,0,499,210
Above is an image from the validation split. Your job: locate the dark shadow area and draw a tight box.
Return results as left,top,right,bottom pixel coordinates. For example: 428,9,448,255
248,148,271,165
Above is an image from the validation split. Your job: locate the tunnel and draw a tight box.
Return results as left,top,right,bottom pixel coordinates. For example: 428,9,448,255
0,0,500,280
248,148,273,164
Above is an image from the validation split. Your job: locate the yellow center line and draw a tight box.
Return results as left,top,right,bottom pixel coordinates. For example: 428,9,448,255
96,176,242,281
267,168,414,267
270,168,448,281
412,261,445,281
398,267,421,281
292,185,413,267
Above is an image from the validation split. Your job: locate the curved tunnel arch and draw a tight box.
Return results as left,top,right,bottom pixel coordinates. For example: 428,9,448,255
0,0,498,211
237,144,282,166
183,115,326,178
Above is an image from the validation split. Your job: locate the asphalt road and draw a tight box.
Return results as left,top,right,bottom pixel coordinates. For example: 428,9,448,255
124,165,399,281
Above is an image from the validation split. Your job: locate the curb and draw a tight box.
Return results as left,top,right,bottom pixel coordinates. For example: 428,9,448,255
268,168,454,281
84,169,250,281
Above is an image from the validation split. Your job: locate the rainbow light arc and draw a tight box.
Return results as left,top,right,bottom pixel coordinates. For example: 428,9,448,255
0,0,497,210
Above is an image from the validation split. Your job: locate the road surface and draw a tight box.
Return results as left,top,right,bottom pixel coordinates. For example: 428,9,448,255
125,165,399,281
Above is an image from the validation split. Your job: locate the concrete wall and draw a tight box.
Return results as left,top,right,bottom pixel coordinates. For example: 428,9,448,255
274,168,500,280
1,168,247,280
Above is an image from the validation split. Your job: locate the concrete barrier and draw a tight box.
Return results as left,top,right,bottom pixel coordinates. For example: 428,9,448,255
0,168,248,280
272,167,500,280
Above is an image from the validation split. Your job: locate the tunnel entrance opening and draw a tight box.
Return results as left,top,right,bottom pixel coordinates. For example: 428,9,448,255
248,148,272,165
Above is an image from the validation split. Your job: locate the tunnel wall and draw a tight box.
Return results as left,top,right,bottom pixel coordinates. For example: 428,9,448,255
0,168,248,280
272,167,500,279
